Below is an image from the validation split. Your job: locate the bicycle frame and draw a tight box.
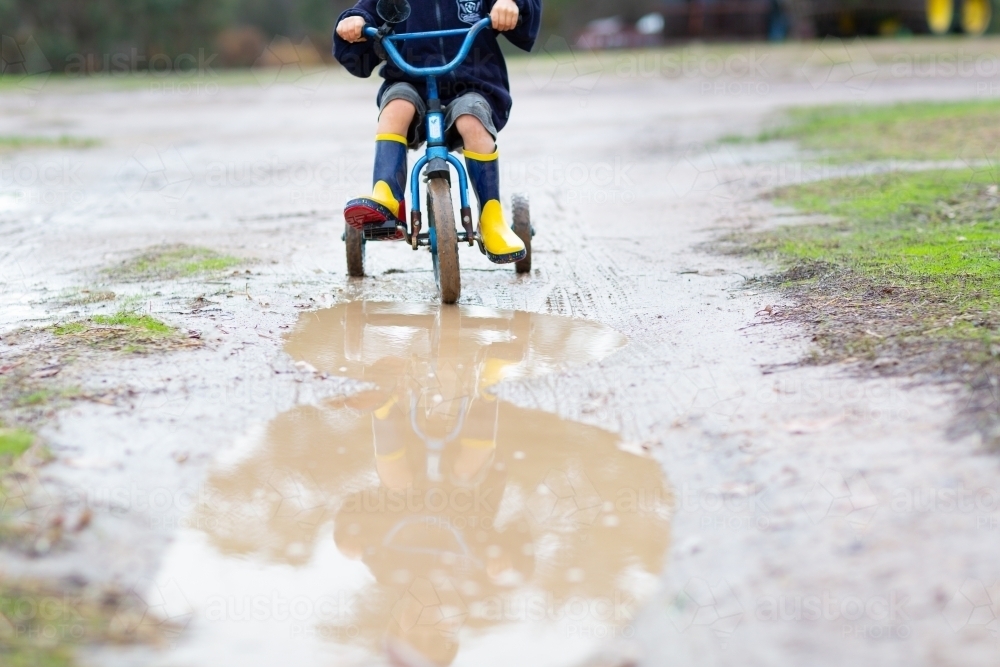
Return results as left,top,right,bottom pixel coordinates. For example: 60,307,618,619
363,17,493,248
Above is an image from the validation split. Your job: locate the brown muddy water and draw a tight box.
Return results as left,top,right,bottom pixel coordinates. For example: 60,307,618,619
150,302,671,666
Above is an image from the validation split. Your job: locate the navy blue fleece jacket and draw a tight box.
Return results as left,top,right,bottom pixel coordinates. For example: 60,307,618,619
333,0,541,132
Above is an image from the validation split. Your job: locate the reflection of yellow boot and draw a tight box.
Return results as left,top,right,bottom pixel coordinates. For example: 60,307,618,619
465,148,526,264
478,357,521,396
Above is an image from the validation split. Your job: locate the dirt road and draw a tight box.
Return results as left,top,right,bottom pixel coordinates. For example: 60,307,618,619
2,38,1000,666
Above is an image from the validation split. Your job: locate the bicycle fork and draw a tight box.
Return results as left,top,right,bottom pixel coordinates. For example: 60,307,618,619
408,75,476,250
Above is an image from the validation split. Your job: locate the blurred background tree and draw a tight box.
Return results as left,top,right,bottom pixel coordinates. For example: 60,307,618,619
0,0,664,71
0,0,997,72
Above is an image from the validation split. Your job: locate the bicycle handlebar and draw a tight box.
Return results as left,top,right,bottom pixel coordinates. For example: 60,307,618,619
363,17,492,78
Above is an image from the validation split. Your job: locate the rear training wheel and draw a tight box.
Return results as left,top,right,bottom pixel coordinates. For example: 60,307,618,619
512,193,532,275
428,178,461,304
345,223,365,277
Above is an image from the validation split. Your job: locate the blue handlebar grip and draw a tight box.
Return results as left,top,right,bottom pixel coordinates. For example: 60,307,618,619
363,17,493,78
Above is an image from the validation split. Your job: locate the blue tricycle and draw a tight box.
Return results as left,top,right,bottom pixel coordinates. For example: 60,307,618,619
343,0,534,304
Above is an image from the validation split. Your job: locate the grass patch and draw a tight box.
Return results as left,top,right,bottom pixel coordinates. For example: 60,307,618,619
0,135,98,152
746,100,1000,161
106,244,243,282
53,322,87,336
763,169,1000,298
0,579,173,666
0,428,34,463
49,303,189,354
91,312,173,334
15,390,54,407
734,167,1000,442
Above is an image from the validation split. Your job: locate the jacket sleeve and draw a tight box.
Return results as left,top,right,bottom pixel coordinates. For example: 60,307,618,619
500,0,541,52
333,0,383,78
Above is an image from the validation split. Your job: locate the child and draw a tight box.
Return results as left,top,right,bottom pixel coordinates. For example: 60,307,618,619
334,0,541,263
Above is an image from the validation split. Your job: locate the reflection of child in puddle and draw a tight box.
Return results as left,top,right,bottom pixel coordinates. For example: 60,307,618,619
334,347,531,665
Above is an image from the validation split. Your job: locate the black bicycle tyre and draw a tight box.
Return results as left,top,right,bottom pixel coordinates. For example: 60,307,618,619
345,223,365,277
512,193,532,275
428,178,461,304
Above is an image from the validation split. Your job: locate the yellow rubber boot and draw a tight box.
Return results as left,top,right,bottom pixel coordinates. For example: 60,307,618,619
370,180,401,218
464,148,526,264
344,134,408,240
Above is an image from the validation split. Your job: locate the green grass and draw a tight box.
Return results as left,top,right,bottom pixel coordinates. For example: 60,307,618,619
50,299,178,353
0,580,165,667
765,169,1000,305
739,100,1000,161
740,167,1000,380
0,135,98,152
0,645,74,667
107,244,243,282
0,428,34,460
15,390,54,407
91,311,172,334
53,322,87,335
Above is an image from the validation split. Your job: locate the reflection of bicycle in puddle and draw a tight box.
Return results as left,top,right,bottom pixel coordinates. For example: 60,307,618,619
193,302,672,666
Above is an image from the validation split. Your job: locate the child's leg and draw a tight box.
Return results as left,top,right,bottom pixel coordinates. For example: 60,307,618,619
454,114,495,154
378,99,416,137
343,99,416,234
370,99,413,217
456,114,526,264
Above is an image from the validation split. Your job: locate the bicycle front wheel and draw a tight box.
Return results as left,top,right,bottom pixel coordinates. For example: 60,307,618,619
428,178,460,304
344,223,366,277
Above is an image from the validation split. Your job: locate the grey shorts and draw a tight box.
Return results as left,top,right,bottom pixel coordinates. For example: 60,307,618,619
380,82,497,152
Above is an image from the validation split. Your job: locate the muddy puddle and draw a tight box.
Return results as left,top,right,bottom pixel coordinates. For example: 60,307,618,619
150,302,672,667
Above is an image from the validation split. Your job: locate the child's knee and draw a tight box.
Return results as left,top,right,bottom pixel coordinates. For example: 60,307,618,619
383,98,416,118
455,114,495,152
455,113,486,137
378,99,416,133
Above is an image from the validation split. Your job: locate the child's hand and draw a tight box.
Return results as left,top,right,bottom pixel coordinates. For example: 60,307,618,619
490,0,520,31
337,16,367,43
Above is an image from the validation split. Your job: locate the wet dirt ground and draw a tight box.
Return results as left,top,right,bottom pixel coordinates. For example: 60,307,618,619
3,39,1000,666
